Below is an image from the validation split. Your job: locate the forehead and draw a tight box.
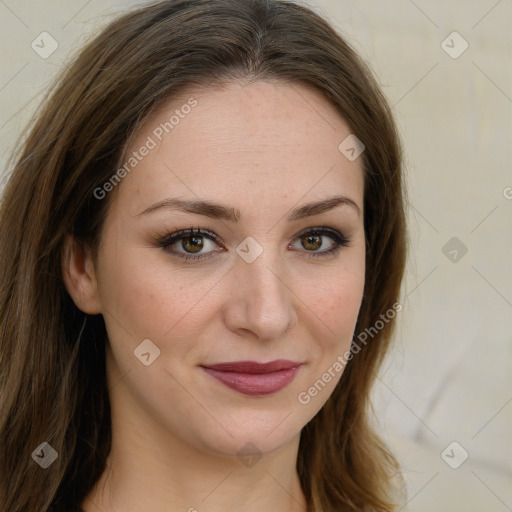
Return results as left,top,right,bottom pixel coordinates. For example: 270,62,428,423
115,80,364,215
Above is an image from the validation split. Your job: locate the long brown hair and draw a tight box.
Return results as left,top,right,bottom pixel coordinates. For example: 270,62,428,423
0,1,406,510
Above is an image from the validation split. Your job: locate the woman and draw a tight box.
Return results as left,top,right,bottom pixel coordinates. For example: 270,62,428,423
0,0,406,510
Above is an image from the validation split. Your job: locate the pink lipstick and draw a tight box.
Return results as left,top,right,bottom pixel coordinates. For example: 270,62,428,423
201,360,302,396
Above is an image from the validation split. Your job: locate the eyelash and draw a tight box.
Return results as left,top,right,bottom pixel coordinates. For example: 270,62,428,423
155,226,350,261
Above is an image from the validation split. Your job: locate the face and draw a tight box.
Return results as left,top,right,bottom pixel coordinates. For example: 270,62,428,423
89,80,365,458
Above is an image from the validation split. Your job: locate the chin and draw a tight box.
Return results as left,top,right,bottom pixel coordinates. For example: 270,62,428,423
188,410,305,460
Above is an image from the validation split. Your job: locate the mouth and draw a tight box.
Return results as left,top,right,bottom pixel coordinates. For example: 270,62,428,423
200,360,303,396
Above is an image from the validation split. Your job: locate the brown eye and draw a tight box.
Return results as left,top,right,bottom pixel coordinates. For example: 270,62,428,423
301,234,322,251
157,227,223,260
181,235,204,253
290,227,349,258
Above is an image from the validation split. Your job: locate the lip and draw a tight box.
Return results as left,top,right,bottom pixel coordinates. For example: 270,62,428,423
201,359,302,396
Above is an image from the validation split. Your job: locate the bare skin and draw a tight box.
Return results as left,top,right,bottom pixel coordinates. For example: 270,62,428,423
63,80,365,512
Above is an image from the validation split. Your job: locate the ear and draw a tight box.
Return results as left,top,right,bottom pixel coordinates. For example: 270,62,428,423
61,234,102,314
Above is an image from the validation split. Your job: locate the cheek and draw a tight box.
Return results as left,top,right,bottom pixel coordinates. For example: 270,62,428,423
318,287,363,355
309,263,365,338
97,245,220,346
302,266,365,395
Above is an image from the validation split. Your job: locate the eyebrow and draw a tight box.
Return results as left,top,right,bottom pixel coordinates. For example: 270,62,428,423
137,195,361,221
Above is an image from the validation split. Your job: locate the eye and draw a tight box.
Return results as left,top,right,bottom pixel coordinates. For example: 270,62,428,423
156,227,223,261
289,227,349,258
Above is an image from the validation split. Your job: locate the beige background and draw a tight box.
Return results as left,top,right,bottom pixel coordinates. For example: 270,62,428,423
1,0,511,510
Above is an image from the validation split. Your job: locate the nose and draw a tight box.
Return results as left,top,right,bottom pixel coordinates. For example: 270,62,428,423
222,250,298,341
